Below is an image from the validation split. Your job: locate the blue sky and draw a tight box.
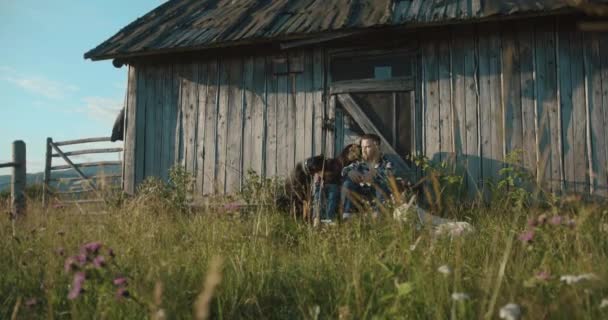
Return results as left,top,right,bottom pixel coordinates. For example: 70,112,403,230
0,0,164,175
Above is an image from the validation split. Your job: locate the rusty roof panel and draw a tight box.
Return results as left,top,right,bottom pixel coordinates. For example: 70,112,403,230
85,0,583,60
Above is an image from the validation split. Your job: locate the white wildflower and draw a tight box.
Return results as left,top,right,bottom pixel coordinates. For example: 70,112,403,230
600,298,608,309
559,273,598,285
437,265,452,275
499,303,521,320
451,292,470,301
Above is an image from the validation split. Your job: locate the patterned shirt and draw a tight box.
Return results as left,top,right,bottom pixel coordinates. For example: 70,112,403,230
341,155,394,188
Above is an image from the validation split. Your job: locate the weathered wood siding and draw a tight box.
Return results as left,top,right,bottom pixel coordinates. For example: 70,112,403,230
418,18,608,196
123,48,328,194
124,17,608,197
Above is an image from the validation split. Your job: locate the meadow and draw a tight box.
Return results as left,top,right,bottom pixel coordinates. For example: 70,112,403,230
1,168,607,319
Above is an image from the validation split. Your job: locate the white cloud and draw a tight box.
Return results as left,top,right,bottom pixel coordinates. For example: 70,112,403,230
2,72,78,100
80,96,123,125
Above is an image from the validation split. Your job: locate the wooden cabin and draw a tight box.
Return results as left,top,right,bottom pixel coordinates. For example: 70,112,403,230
85,0,608,197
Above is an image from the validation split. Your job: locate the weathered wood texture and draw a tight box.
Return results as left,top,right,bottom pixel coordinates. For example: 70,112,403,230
123,18,608,197
125,49,326,195
416,18,608,195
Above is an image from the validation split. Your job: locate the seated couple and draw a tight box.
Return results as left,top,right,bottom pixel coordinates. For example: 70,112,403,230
312,133,395,223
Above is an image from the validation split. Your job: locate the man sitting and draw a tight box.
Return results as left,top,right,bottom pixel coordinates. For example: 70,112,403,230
341,133,394,219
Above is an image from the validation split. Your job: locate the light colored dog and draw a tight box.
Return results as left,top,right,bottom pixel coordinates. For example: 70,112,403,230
393,195,475,238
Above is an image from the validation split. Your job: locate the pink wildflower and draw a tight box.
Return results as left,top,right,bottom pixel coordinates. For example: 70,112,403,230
519,230,534,244
67,272,85,300
92,255,106,268
549,215,563,226
82,242,103,255
113,277,128,286
527,218,538,228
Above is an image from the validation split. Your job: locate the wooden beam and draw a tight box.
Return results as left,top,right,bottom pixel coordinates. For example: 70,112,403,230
336,93,412,174
51,161,122,171
51,147,123,158
330,77,415,95
0,162,17,169
54,137,111,146
50,143,98,192
51,174,122,183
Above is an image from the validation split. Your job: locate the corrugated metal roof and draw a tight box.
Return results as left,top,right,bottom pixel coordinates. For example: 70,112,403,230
85,0,582,61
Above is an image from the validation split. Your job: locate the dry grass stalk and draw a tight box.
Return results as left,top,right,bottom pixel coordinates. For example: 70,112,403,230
193,256,224,320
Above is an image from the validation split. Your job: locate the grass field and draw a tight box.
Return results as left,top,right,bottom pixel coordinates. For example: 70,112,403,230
1,176,607,319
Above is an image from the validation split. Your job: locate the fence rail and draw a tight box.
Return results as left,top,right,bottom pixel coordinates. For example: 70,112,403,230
1,140,26,217
43,136,123,208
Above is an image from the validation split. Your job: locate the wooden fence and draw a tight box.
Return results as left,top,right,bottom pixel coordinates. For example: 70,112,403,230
0,141,26,217
43,137,122,207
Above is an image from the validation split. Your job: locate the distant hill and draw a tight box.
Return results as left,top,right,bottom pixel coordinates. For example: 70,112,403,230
0,166,121,192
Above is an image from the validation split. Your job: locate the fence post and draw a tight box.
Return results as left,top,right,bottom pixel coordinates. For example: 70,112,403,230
43,137,52,208
11,140,26,217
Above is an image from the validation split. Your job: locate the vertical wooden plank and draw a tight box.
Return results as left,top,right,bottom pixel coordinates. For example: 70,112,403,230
251,56,267,176
452,27,477,194
216,59,231,194
242,57,255,177
303,51,315,158
598,34,608,196
225,59,244,193
265,58,278,178
202,60,219,195
451,29,466,160
144,65,156,179
183,62,199,175
559,26,576,192
413,37,422,157
313,49,325,157
535,21,562,192
438,39,454,159
326,93,336,158
464,26,481,195
334,107,345,154
489,28,504,183
502,27,523,163
154,65,165,179
195,62,209,194
478,27,494,187
568,30,589,193
276,73,289,177
423,39,441,162
587,34,608,197
159,65,170,182
293,51,307,164
124,66,137,194
287,71,297,171
174,64,184,167
518,22,538,181
324,49,335,158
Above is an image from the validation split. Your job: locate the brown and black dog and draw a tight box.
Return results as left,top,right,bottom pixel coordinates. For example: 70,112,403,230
277,144,361,219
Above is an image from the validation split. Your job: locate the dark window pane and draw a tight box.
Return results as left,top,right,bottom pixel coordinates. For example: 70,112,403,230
331,53,413,82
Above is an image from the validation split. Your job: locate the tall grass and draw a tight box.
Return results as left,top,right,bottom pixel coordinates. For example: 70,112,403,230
1,178,607,319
